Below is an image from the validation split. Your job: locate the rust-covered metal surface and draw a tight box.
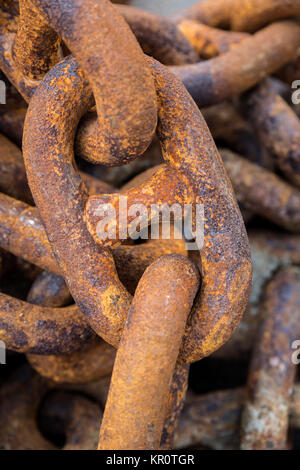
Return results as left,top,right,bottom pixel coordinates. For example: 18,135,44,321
117,4,199,65
0,0,299,452
11,0,158,165
213,228,300,361
0,294,94,354
171,21,300,108
241,267,300,449
0,0,157,165
26,269,116,384
178,20,248,59
0,191,187,287
27,340,115,384
98,255,199,449
24,56,133,346
175,383,300,450
85,57,252,364
244,80,300,187
220,149,300,232
0,365,104,450
173,0,300,32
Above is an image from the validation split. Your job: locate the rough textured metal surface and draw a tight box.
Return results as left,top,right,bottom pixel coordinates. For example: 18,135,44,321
244,80,300,187
13,0,158,165
40,391,102,450
117,4,198,65
20,51,252,363
241,266,300,450
98,255,199,450
173,0,300,32
85,164,194,246
0,130,115,204
202,102,272,169
0,294,94,354
0,192,189,357
24,56,133,346
27,340,115,384
1,0,298,451
160,363,190,450
27,270,71,307
0,0,157,165
0,191,187,288
85,57,252,364
214,228,300,360
171,21,300,108
220,149,300,232
179,20,248,59
0,132,33,203
26,269,116,384
175,384,300,450
0,365,104,450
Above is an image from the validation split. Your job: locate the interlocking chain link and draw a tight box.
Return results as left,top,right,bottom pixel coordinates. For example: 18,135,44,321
0,0,299,451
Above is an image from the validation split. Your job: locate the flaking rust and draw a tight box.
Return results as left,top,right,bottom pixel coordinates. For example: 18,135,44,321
99,255,200,450
0,0,299,451
85,57,252,364
241,266,300,449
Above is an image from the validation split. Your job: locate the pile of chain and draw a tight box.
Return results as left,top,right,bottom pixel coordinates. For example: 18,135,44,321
0,0,299,451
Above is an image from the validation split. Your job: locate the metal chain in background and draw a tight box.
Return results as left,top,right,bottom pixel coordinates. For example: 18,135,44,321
0,0,299,451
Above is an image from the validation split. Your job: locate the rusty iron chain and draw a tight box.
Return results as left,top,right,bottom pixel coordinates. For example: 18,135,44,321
0,0,299,451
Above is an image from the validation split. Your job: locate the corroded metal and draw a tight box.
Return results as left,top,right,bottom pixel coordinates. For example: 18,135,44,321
40,391,102,450
179,20,248,59
98,255,199,450
27,340,116,384
173,0,300,32
0,192,189,355
85,58,252,364
171,21,300,108
0,293,94,354
0,191,187,287
12,0,158,165
214,228,300,360
0,367,54,450
241,266,300,449
0,130,115,203
27,270,71,307
0,365,104,450
0,0,157,165
160,363,190,450
244,80,300,187
175,384,300,450
202,103,272,169
117,4,198,65
0,0,299,451
220,149,300,232
0,132,33,203
26,269,116,384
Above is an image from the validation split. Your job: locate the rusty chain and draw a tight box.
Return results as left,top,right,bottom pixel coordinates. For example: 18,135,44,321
0,0,299,451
